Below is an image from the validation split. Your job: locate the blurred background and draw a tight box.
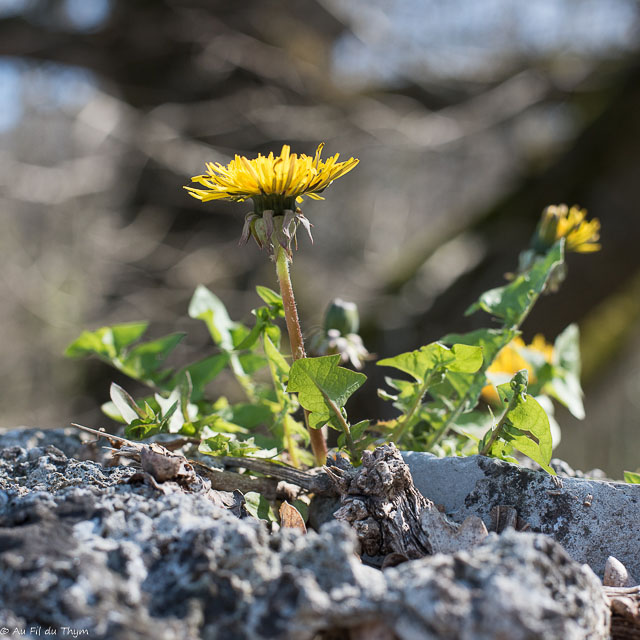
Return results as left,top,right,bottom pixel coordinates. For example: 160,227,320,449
1,0,640,476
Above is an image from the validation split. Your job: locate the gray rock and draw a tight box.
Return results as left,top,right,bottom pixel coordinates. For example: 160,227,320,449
0,442,610,639
386,529,609,640
403,451,640,579
0,427,102,461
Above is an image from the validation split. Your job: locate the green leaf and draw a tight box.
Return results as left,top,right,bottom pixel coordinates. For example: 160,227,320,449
65,327,116,360
238,352,268,375
101,400,125,423
466,241,564,325
377,342,482,384
195,414,248,434
548,373,585,420
442,328,518,364
234,290,284,352
154,387,185,433
233,322,264,351
264,334,290,382
175,371,193,420
121,332,185,380
291,499,309,523
441,328,519,410
110,382,146,423
244,492,279,522
65,322,149,360
228,403,273,429
110,322,149,352
287,355,366,431
450,410,494,440
624,471,640,484
378,376,423,415
256,286,283,309
188,285,236,350
553,323,581,374
541,324,585,420
230,324,252,348
158,400,180,432
350,419,370,441
446,344,484,372
264,324,281,348
173,353,229,401
491,373,555,474
125,419,161,440
200,434,276,458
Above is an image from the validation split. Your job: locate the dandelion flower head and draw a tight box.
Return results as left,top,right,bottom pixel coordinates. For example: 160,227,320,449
537,205,601,254
185,143,358,211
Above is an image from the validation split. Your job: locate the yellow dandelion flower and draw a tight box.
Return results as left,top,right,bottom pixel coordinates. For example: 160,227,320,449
185,143,358,255
482,334,554,404
536,204,601,254
186,143,358,205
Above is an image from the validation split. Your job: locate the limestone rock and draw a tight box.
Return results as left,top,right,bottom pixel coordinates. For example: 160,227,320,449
0,441,610,639
0,426,102,462
403,451,640,578
386,529,609,640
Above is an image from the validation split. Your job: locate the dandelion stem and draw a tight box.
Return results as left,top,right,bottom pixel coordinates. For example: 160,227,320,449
275,246,328,466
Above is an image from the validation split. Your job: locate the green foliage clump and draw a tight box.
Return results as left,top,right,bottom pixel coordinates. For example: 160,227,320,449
68,145,608,489
67,235,586,477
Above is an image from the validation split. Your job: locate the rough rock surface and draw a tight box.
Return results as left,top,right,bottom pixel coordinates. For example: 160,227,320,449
403,451,640,579
0,426,104,462
0,430,610,640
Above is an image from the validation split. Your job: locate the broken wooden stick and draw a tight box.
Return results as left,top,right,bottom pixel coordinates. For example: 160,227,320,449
324,443,488,563
71,423,298,501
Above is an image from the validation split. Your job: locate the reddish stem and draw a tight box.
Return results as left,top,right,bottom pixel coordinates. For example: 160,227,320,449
275,247,328,465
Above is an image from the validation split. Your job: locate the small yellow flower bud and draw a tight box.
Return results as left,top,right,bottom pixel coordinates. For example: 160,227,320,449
533,204,600,254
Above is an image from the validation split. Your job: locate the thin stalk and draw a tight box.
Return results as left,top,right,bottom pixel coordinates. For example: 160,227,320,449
479,390,520,456
392,372,433,445
326,397,358,462
426,332,514,452
274,247,328,465
229,353,257,402
427,255,555,451
424,397,467,451
282,415,300,469
264,335,300,468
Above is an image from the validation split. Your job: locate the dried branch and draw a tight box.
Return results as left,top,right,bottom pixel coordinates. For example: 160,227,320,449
71,423,299,501
325,443,488,563
605,585,640,640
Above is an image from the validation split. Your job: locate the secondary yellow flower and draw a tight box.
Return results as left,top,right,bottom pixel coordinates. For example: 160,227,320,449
536,205,601,254
185,143,358,254
482,335,554,404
